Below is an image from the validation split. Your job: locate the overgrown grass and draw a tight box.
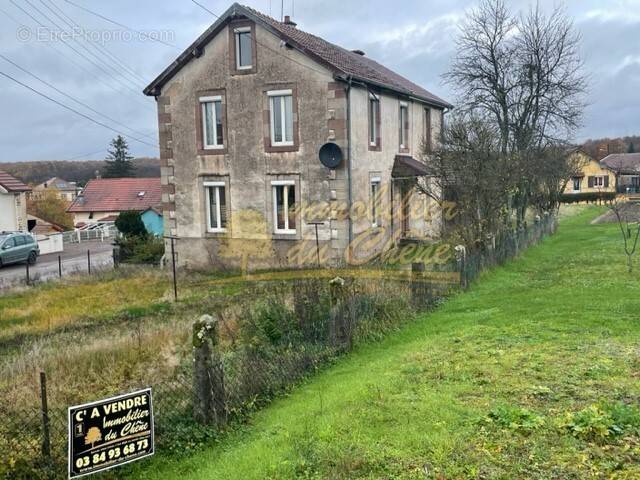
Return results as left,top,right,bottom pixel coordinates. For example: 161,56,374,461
132,206,640,479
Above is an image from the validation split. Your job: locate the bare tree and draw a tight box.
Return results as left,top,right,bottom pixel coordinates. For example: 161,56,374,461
446,0,587,226
609,199,640,273
529,146,588,214
418,113,512,249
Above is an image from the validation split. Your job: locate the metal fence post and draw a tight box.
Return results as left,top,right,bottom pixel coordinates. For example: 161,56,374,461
40,372,51,460
87,249,91,274
26,261,30,286
193,315,226,426
58,255,62,278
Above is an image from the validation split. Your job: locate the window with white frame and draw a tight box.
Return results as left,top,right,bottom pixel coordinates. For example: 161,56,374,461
204,182,227,232
370,177,381,227
272,181,296,234
369,94,380,146
234,27,252,69
268,90,294,146
594,176,605,187
200,96,224,149
399,102,409,150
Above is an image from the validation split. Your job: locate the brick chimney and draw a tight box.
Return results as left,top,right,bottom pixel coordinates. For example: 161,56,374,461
283,15,297,27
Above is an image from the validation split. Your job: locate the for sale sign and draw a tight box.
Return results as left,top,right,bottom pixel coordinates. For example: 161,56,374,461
68,389,154,478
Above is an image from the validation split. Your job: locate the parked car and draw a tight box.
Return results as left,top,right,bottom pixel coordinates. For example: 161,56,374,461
0,232,40,267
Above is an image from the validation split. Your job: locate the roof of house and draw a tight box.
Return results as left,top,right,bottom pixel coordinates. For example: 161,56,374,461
0,170,31,193
67,178,161,213
35,177,78,191
600,153,640,174
144,3,452,109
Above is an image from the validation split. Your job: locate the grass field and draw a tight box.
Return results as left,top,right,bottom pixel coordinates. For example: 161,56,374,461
133,206,640,479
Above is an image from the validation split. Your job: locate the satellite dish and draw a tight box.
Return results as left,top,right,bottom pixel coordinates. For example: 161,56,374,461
319,143,343,169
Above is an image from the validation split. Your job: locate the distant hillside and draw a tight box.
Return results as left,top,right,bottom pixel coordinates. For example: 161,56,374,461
582,135,640,160
0,158,160,186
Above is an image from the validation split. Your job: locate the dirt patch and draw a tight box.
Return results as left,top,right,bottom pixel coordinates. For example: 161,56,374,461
591,202,640,224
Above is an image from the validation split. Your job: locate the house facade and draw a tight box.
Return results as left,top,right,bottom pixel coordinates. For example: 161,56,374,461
144,3,452,270
564,151,616,196
0,170,30,232
31,177,81,203
67,178,162,231
601,153,640,194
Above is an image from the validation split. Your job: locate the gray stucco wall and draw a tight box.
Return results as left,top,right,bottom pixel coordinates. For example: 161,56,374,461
156,21,349,270
155,18,444,271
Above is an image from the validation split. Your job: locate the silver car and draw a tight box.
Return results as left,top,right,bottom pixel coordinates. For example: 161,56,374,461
0,232,40,268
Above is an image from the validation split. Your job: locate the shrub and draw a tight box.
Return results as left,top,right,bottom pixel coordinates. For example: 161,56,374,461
486,405,545,433
561,403,640,442
115,210,148,238
116,235,164,264
560,192,616,204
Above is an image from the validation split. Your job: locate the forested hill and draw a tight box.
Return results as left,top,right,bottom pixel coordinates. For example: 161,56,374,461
0,158,160,186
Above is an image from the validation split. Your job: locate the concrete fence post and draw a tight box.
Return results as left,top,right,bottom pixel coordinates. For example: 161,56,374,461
192,314,226,426
329,277,352,350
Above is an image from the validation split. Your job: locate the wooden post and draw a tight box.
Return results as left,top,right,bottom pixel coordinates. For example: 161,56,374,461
193,315,226,426
411,262,427,308
40,372,51,459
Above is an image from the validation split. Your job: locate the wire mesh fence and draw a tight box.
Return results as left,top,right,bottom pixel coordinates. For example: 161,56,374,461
0,215,557,479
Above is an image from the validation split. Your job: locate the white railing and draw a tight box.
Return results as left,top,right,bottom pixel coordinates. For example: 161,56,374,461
62,225,120,244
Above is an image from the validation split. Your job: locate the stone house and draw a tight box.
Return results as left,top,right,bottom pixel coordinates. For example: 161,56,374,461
0,170,30,232
144,3,452,270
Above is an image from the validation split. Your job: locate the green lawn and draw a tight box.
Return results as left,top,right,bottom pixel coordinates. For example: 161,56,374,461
137,206,640,479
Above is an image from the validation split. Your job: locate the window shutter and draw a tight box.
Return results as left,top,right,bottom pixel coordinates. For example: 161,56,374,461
604,176,609,188
588,176,594,188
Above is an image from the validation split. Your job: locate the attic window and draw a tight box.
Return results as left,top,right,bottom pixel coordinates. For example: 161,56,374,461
234,26,252,69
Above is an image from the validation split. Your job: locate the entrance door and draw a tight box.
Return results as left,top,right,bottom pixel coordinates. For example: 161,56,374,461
401,183,411,237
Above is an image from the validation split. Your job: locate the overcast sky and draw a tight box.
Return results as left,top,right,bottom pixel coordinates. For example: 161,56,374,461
0,0,638,162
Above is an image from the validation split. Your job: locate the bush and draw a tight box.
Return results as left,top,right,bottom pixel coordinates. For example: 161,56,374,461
486,405,545,433
560,192,616,204
561,403,640,442
116,235,164,264
115,210,148,238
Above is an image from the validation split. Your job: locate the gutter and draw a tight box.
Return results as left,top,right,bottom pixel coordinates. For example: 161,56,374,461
346,75,354,261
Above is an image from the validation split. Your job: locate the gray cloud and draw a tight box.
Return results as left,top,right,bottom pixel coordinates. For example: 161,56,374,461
0,0,638,162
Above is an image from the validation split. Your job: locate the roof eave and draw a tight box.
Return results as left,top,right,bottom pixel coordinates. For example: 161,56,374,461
144,3,342,96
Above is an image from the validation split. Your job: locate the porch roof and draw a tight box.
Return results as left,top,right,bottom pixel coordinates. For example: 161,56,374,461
391,155,429,178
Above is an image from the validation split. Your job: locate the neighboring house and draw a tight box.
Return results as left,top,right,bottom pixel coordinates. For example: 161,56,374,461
67,178,162,230
144,3,452,270
31,177,81,202
27,214,65,236
564,150,615,196
600,153,640,194
141,207,164,236
0,170,31,232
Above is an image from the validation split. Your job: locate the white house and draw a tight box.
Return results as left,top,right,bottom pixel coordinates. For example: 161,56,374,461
0,170,31,232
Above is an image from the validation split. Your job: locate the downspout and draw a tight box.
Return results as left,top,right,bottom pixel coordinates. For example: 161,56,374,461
346,75,354,260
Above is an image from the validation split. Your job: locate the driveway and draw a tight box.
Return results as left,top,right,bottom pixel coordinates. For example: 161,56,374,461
0,240,115,290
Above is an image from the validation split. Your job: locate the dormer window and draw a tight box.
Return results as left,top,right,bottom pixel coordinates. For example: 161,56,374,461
235,27,252,69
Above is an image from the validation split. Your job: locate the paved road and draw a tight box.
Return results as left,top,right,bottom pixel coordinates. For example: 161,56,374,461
0,241,115,289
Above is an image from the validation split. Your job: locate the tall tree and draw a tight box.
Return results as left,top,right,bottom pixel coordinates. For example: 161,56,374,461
27,190,75,230
103,135,135,178
446,0,587,226
629,142,636,154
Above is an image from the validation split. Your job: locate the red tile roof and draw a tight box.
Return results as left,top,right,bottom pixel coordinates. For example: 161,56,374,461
0,170,31,193
144,3,452,109
67,178,161,213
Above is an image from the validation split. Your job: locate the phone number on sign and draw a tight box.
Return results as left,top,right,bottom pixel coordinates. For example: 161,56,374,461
75,439,150,470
